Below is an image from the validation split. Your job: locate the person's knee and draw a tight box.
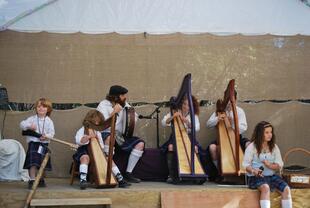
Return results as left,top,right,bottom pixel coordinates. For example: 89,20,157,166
209,144,217,154
260,184,270,194
209,144,217,151
282,186,291,198
135,142,144,150
104,136,110,144
80,155,90,164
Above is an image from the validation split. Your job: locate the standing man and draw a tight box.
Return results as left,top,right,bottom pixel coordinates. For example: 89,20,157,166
97,85,145,183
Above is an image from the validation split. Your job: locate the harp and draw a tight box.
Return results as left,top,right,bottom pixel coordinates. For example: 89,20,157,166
170,74,206,181
88,116,118,188
216,79,245,176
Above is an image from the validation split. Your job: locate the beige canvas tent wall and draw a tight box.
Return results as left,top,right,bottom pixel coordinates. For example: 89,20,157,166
1,31,310,103
0,31,309,177
0,0,310,177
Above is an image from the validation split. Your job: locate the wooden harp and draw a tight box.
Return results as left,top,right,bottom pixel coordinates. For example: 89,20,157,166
170,74,206,181
216,79,245,176
88,116,117,188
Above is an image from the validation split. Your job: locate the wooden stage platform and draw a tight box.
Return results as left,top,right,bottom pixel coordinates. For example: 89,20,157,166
0,178,309,208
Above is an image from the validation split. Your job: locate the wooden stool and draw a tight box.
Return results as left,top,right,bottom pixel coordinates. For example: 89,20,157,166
70,160,79,185
70,160,96,185
31,198,112,208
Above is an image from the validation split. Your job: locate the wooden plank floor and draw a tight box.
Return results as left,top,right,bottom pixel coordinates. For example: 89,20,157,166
0,178,309,208
30,198,112,207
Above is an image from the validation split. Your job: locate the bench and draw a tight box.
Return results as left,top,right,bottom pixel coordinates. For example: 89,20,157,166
30,198,112,208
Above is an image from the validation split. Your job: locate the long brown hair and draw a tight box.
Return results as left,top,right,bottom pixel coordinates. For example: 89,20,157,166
83,110,105,135
180,95,200,115
35,98,53,116
251,121,276,155
106,94,119,103
106,94,126,107
191,95,200,115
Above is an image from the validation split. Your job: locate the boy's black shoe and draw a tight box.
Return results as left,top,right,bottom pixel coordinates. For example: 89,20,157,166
124,172,141,183
28,180,34,190
118,179,131,188
38,179,46,187
214,176,224,183
167,176,180,185
166,176,177,184
80,180,87,190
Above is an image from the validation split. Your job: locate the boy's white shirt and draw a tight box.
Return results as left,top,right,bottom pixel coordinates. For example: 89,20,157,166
20,114,55,143
75,126,104,149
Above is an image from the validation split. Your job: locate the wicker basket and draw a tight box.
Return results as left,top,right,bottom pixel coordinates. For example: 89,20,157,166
282,148,310,188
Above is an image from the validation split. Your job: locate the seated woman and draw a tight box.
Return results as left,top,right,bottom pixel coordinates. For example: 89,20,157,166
161,95,201,183
206,90,250,181
243,121,292,208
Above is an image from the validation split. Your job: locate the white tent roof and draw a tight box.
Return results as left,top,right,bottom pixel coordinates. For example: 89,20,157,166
1,0,310,35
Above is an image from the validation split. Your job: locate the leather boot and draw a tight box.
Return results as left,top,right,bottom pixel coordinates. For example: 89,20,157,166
166,151,177,183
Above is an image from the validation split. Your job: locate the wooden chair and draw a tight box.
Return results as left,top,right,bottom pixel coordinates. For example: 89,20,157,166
69,160,79,185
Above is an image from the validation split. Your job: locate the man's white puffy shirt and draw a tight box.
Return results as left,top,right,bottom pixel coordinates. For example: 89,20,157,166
206,106,247,134
97,99,138,133
20,115,55,143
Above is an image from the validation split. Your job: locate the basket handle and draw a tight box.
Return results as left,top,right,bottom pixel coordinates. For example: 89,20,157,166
283,147,310,164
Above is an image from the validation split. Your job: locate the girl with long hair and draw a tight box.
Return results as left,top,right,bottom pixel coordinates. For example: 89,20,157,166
243,121,292,208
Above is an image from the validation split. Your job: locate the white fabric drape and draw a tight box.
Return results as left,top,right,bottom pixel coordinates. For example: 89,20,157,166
0,139,29,181
1,0,310,35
